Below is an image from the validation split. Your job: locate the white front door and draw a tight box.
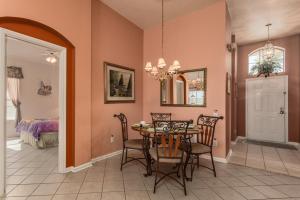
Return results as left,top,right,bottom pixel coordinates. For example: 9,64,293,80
246,75,288,143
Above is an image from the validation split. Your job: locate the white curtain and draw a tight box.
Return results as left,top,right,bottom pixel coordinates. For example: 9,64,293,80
7,78,21,126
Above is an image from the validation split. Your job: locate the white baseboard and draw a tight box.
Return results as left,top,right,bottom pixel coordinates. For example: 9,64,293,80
63,162,93,173
65,148,235,173
91,150,123,163
71,162,93,173
232,136,299,148
199,149,232,164
63,150,123,174
226,149,232,161
287,142,299,147
231,136,246,145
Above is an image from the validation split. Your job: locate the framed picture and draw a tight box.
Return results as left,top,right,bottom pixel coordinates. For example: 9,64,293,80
104,62,135,103
226,72,231,95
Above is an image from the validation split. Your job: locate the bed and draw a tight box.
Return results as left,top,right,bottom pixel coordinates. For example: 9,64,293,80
16,119,59,149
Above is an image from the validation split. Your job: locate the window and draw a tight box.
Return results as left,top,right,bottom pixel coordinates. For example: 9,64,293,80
248,47,285,75
188,90,204,105
6,91,16,120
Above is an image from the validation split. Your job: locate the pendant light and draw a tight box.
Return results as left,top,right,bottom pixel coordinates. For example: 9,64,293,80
262,24,275,61
144,0,181,81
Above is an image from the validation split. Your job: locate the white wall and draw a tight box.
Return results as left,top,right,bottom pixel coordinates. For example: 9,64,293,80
6,57,59,138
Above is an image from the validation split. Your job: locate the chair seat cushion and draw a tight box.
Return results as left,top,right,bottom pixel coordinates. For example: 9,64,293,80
191,143,211,154
149,148,182,164
125,139,143,149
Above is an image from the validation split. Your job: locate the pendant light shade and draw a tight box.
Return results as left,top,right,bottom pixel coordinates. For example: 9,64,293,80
172,60,181,70
151,66,159,76
144,62,153,72
157,58,167,68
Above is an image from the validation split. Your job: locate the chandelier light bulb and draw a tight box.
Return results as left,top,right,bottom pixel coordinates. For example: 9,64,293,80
46,57,52,62
46,52,57,64
50,57,57,63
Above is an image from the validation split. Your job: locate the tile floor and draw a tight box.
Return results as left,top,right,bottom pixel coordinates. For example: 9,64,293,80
3,139,300,200
229,140,300,177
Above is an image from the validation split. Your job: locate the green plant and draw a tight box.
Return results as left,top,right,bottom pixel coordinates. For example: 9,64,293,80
250,59,281,77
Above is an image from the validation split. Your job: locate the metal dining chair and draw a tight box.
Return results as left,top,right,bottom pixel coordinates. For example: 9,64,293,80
186,114,223,180
114,113,146,171
150,120,192,195
150,113,172,147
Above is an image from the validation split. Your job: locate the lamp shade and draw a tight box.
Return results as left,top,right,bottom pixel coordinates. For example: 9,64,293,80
7,66,24,79
144,62,153,72
172,60,181,70
157,58,166,68
151,66,159,76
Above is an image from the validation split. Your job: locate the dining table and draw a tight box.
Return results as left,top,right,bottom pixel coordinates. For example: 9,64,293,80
131,122,202,176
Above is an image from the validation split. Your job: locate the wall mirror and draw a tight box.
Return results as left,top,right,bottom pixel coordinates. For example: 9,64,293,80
160,68,207,107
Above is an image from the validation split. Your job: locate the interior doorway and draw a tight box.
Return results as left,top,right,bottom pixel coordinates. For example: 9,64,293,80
0,28,67,196
246,75,288,143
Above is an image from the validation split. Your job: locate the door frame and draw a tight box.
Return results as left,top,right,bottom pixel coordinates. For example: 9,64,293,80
245,75,288,143
0,28,67,196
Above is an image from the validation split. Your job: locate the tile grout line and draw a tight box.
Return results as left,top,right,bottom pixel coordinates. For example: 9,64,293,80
275,147,291,177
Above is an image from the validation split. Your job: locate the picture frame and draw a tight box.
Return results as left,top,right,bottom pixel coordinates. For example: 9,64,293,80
104,62,135,103
226,72,231,95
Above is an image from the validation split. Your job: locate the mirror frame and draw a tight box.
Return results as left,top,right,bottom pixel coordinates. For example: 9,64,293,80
160,68,207,107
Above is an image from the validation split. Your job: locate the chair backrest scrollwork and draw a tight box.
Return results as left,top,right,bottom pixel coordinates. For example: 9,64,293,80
153,120,192,160
150,112,172,122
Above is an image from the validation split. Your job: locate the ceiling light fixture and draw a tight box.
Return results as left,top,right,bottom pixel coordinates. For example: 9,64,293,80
262,23,275,61
144,0,181,81
45,52,57,64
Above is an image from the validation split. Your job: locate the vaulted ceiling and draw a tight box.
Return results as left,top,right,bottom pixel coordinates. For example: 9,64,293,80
228,0,300,45
100,0,220,29
100,0,300,45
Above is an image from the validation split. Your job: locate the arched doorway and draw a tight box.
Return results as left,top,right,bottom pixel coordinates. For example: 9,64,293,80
0,17,75,167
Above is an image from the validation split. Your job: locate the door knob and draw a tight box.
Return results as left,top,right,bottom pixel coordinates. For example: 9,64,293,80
279,107,285,114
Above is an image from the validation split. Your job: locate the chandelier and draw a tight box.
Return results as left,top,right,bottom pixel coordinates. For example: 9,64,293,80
144,0,181,81
262,24,275,61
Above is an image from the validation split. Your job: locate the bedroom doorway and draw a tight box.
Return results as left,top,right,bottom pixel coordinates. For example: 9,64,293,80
0,28,67,196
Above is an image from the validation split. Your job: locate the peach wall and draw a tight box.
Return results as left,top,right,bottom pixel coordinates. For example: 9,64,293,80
91,0,143,157
237,35,300,142
143,0,228,158
0,0,92,166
